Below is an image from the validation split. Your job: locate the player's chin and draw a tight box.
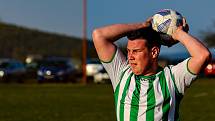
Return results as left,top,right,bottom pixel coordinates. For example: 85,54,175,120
131,68,142,75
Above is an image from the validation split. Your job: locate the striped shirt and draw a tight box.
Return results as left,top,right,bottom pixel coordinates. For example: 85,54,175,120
102,48,197,121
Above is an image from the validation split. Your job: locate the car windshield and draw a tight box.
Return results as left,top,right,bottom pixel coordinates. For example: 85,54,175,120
41,60,68,68
87,59,100,64
0,62,10,68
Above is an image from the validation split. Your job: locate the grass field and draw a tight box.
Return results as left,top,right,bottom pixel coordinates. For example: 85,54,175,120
0,77,214,121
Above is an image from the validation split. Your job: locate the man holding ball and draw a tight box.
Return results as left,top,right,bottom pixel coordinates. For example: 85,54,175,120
92,11,211,120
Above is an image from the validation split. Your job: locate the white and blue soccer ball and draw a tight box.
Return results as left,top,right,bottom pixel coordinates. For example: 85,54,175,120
151,9,184,47
152,9,183,36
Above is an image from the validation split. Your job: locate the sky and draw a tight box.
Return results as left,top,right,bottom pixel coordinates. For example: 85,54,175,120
0,0,214,55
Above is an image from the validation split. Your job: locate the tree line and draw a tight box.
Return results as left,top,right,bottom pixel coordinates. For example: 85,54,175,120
0,22,97,62
0,21,214,63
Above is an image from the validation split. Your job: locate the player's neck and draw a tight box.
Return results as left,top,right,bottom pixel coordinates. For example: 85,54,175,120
142,62,159,76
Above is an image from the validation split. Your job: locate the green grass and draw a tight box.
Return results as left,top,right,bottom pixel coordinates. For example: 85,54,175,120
0,84,116,121
180,77,215,121
0,77,214,121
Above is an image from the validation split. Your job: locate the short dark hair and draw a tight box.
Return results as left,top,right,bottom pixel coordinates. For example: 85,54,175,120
126,27,161,49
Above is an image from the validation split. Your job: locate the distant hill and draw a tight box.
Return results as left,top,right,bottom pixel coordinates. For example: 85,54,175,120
0,22,97,61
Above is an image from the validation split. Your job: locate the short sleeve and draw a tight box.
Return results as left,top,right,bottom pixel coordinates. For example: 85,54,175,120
170,58,197,94
101,48,127,90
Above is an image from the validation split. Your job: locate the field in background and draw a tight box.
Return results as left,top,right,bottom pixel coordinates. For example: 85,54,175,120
0,77,214,121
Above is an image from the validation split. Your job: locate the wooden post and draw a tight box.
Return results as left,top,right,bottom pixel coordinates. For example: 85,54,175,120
82,0,87,84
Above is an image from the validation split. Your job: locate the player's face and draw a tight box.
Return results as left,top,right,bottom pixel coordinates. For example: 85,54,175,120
127,39,152,75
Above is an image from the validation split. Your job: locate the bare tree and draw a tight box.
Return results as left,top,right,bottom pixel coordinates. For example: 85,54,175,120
202,21,215,47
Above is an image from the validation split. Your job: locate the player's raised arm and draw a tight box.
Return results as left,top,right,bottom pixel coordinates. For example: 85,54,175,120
172,20,211,75
92,19,151,62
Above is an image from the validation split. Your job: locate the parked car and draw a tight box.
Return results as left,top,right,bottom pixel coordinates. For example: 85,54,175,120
93,68,110,84
25,58,44,79
0,58,26,83
37,57,77,83
204,59,215,77
86,59,103,81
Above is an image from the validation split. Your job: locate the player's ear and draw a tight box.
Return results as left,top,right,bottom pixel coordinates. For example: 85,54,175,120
151,46,160,59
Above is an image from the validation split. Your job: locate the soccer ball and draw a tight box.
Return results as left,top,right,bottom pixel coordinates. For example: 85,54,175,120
152,9,183,35
151,9,183,47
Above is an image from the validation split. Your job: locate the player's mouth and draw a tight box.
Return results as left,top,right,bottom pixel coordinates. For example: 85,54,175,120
130,63,137,67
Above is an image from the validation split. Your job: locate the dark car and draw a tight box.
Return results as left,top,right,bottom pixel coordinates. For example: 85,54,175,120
25,55,44,79
37,57,77,83
204,59,215,77
25,59,45,79
0,59,26,83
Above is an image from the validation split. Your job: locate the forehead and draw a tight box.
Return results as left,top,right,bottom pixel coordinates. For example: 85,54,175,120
127,39,147,49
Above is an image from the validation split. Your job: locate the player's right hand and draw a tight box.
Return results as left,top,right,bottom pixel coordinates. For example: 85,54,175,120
142,17,152,28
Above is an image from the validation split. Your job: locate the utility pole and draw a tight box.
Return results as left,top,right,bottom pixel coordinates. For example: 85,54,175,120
82,0,87,84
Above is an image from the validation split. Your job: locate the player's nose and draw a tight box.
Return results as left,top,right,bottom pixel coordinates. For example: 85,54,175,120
128,53,135,60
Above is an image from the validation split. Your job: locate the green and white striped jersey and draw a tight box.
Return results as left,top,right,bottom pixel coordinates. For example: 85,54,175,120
102,48,197,121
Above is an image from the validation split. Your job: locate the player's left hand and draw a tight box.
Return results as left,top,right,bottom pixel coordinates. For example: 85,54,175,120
172,17,189,40
182,17,189,33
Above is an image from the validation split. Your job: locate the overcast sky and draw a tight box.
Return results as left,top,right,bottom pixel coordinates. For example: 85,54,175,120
0,0,214,54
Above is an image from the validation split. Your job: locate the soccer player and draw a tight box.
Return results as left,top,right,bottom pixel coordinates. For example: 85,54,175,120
92,18,211,121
